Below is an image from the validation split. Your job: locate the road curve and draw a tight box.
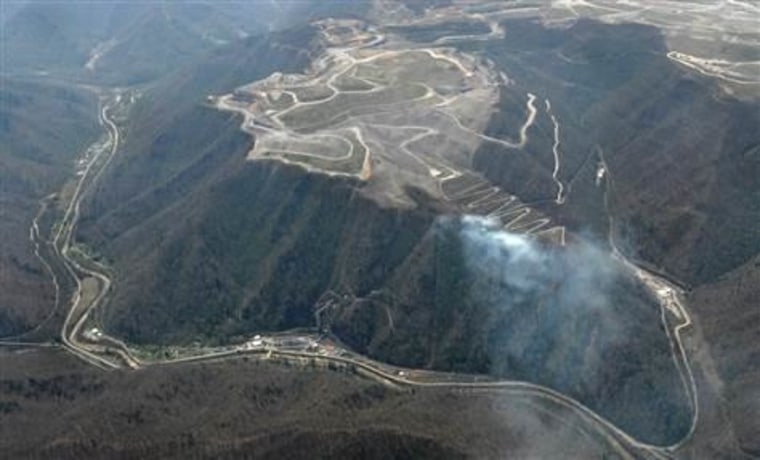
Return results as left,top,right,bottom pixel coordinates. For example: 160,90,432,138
56,95,127,370
143,343,663,459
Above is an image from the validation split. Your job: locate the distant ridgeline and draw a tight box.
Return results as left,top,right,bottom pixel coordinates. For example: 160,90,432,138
71,9,747,445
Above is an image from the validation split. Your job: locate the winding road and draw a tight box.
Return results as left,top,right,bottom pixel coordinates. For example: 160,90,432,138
1,7,702,458
599,147,699,452
545,98,566,205
47,93,138,370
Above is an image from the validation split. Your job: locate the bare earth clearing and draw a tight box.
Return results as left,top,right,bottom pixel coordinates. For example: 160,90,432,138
8,0,756,456
215,18,560,237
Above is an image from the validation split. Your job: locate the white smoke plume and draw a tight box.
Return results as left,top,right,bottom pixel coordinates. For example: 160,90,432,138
438,215,643,377
438,215,691,446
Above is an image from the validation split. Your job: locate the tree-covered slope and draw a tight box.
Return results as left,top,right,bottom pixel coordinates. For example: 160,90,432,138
75,17,694,446
0,79,100,336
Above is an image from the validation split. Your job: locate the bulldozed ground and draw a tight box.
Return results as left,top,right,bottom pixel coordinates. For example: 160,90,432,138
216,18,560,237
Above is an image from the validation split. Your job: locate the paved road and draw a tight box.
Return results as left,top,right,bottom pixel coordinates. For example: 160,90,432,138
599,146,698,452
6,14,694,458
52,95,130,370
140,337,663,459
